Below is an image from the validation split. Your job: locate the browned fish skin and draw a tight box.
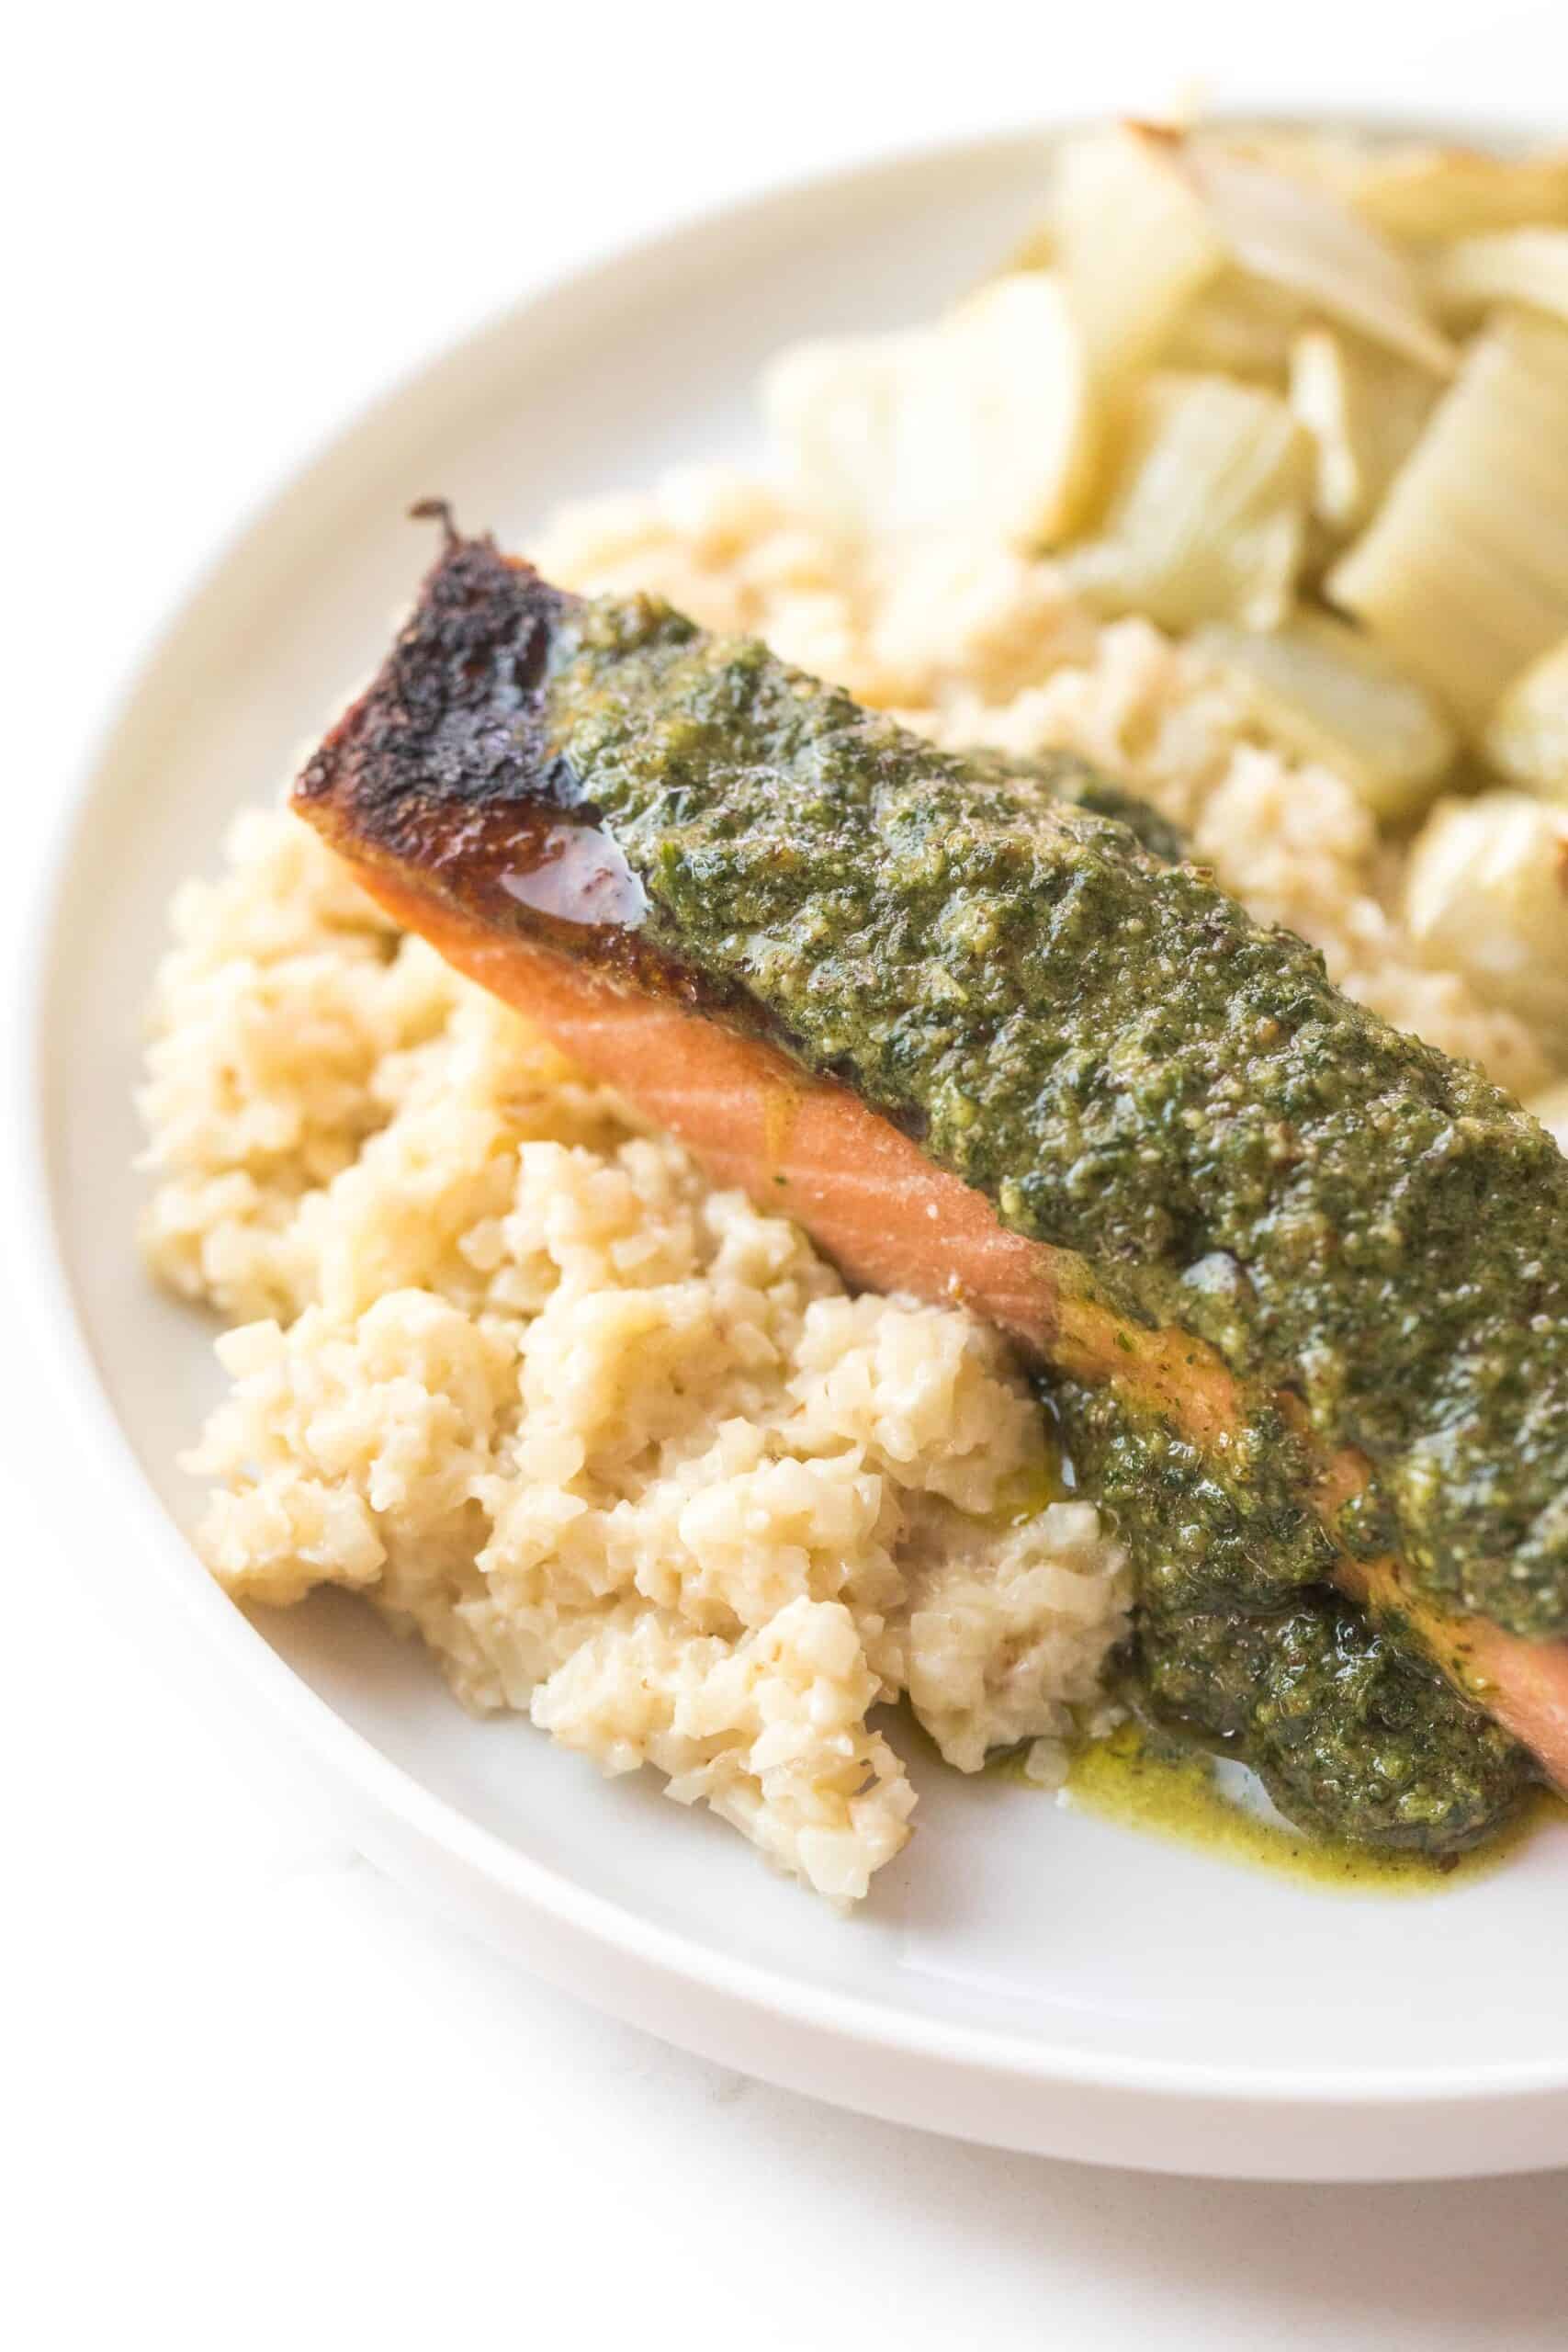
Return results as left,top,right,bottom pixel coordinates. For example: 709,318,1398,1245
300,534,573,864
299,538,779,1035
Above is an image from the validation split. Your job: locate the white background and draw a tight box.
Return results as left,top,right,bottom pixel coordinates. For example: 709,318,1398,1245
9,4,1568,2344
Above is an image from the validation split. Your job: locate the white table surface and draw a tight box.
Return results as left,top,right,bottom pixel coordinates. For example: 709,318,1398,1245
9,6,1568,2343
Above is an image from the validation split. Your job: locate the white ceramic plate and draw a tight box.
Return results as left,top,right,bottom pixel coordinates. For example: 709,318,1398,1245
24,120,1568,2182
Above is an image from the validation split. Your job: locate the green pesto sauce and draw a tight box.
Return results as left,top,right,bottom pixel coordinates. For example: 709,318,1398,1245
1055,1375,1337,1615
1053,1718,1556,1892
980,1401,1527,1859
1136,1596,1533,1854
1052,1374,1533,1856
544,597,1568,1642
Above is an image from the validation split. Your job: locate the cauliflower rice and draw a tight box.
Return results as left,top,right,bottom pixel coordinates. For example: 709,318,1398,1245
142,810,1130,1902
142,451,1558,1903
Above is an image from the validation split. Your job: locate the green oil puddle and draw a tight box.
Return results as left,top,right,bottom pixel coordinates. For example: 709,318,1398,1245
1009,1718,1561,1895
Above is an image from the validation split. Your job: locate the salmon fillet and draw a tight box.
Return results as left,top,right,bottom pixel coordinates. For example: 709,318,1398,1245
295,526,1568,1805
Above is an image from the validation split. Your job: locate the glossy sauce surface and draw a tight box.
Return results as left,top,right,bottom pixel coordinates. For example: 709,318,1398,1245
501,820,649,929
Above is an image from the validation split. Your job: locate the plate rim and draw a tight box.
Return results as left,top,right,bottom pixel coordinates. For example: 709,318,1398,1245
20,105,1568,2159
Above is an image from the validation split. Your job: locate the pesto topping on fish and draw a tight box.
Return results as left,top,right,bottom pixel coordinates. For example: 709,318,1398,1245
1140,1596,1533,1856
542,594,1568,1640
1055,1376,1336,1616
1055,1374,1534,1854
